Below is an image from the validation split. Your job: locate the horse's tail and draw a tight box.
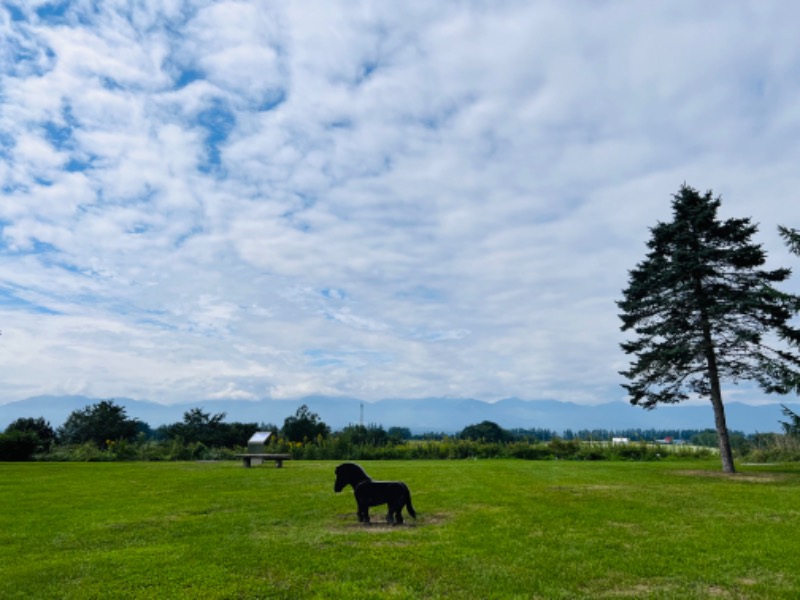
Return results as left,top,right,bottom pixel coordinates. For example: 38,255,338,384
404,485,417,519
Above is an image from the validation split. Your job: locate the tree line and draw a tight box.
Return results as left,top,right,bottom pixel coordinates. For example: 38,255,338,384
3,400,800,463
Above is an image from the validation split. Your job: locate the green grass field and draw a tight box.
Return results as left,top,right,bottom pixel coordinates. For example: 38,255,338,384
2,459,800,599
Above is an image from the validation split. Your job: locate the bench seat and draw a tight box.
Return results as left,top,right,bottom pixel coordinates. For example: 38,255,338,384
235,453,292,468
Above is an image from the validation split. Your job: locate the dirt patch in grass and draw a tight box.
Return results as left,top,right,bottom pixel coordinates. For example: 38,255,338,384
332,512,449,531
547,484,621,496
674,470,790,483
589,578,680,598
599,584,667,598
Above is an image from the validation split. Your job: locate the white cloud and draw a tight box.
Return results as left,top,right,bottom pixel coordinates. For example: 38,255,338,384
2,1,800,408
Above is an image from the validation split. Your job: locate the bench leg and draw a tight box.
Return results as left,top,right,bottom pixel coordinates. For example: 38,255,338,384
275,459,283,468
242,457,251,468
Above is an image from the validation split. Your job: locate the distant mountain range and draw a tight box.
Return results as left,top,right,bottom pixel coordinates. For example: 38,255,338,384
1,395,798,434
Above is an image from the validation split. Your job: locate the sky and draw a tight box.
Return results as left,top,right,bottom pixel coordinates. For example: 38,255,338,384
2,1,800,408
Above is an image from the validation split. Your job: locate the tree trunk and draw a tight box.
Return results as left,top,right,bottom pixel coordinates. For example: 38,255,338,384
694,273,736,474
708,381,736,474
703,331,736,473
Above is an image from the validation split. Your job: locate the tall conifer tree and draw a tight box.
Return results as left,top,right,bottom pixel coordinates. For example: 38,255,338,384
618,185,800,472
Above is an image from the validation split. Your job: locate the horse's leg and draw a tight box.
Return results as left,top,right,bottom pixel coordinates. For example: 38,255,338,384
356,497,367,523
358,502,370,524
393,501,404,525
387,500,403,525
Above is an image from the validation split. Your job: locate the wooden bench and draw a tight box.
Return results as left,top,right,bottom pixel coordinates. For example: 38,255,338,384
235,453,291,468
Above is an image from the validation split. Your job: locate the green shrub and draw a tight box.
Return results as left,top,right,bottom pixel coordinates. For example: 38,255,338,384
18,429,729,463
548,438,581,459
71,442,105,462
613,443,655,461
0,431,39,461
135,441,168,461
575,446,607,461
743,435,800,462
507,442,553,460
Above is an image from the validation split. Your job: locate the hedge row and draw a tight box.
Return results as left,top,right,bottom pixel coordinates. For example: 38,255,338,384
3,436,718,462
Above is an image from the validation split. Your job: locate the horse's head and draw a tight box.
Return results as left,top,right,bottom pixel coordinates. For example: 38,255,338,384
334,462,369,492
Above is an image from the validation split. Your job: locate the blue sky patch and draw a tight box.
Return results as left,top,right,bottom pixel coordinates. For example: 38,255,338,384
303,349,345,367
5,3,25,21
33,176,54,187
0,132,14,159
356,59,379,85
196,99,236,172
327,118,353,130
174,67,204,89
65,157,94,172
35,1,70,21
6,36,54,78
43,121,73,151
100,76,124,91
321,288,346,301
135,316,179,332
0,287,62,315
259,89,287,112
127,223,152,235
396,286,444,303
28,239,60,255
304,348,393,369
174,225,204,248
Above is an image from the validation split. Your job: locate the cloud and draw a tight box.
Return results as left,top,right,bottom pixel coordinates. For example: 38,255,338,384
2,1,800,406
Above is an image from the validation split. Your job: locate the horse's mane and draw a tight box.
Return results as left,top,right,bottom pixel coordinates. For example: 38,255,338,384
339,462,370,481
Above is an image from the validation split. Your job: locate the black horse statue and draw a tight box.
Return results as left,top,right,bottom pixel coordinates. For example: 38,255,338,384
334,462,417,525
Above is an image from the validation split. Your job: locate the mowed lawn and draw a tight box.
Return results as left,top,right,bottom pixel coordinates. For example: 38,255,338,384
2,459,800,599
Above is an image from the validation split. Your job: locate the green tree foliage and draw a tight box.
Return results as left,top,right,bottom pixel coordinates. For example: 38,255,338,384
0,431,39,460
459,420,513,443
158,408,261,448
387,426,412,442
777,225,800,389
779,226,800,256
58,400,143,448
618,185,800,473
282,404,330,442
688,429,751,455
780,405,800,437
510,428,557,442
773,227,800,441
5,417,56,451
338,424,389,447
161,407,225,445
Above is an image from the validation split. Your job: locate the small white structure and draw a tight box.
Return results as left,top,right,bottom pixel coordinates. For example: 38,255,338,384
612,437,629,445
246,432,272,465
